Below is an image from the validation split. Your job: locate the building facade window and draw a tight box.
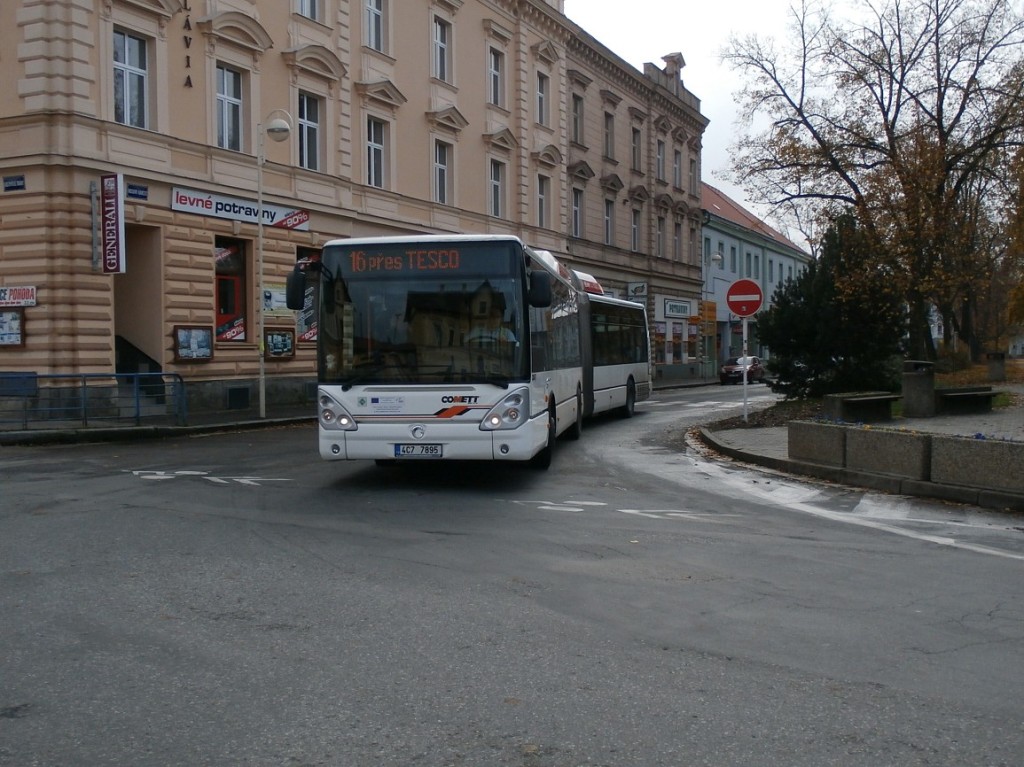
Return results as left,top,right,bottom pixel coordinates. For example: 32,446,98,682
571,188,583,237
689,227,698,265
603,112,614,158
656,140,665,180
298,92,320,171
433,16,452,83
537,174,549,228
367,117,386,188
631,209,641,252
730,245,737,273
488,47,504,107
113,30,148,129
631,127,642,171
489,159,505,217
604,199,615,245
673,149,682,188
298,0,320,22
536,72,549,126
434,139,451,204
216,64,243,151
366,0,385,53
571,94,584,144
675,222,683,260
689,158,698,194
656,216,665,257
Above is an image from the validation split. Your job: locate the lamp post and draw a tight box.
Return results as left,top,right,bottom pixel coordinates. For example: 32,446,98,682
702,251,723,381
256,110,292,419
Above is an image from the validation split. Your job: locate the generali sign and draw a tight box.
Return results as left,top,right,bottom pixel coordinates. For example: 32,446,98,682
101,174,126,274
171,187,311,231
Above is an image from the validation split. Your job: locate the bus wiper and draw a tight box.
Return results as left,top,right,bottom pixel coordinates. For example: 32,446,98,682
340,363,384,390
477,375,510,389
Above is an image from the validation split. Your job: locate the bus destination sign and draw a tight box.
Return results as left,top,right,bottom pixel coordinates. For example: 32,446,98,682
348,249,461,274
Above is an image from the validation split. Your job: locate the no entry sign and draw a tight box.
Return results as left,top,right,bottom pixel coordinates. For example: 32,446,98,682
726,279,763,317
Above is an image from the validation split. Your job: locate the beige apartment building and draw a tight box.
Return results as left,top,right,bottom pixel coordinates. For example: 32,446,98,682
0,0,708,410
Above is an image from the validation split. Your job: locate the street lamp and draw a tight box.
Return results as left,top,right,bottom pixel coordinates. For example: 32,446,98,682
702,251,723,381
256,109,292,419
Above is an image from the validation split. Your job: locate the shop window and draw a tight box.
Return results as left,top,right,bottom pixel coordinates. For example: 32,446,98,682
215,238,248,341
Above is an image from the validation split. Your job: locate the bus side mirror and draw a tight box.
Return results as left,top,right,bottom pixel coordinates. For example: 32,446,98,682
285,267,306,310
528,272,552,308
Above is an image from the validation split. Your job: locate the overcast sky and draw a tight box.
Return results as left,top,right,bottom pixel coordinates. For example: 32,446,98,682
562,0,793,217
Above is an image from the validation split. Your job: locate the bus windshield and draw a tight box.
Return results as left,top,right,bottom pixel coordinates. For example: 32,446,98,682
317,240,528,387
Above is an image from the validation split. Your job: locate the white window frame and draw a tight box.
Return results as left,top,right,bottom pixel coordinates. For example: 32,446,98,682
571,188,583,238
216,64,243,151
675,223,683,261
489,159,505,218
366,0,386,53
656,216,665,257
434,139,452,205
367,116,387,188
297,0,321,22
298,92,321,171
603,112,615,158
536,72,550,126
631,209,641,252
433,15,452,83
673,149,683,188
487,47,505,107
113,29,148,129
631,127,642,171
571,94,584,144
656,140,666,181
604,199,614,245
537,174,550,229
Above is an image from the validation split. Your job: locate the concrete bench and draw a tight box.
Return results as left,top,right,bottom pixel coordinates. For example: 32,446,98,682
935,387,1000,415
824,391,900,422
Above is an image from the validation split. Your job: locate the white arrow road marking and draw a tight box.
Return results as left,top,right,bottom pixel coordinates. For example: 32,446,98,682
619,509,739,522
126,470,292,486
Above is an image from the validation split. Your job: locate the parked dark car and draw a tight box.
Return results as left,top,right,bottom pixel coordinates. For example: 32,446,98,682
719,355,765,384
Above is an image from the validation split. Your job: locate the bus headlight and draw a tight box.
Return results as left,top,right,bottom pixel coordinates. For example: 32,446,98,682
480,387,529,431
319,392,357,431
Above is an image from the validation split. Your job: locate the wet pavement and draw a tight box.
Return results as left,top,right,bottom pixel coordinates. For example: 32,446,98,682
3,378,1022,511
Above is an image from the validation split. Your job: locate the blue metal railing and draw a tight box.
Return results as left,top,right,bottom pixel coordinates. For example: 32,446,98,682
0,372,187,431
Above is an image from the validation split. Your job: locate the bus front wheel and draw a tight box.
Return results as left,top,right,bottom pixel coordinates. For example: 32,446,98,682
620,378,636,418
530,407,556,469
566,385,583,440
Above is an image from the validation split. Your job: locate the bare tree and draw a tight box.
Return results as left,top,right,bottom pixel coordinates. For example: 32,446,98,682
725,0,1024,360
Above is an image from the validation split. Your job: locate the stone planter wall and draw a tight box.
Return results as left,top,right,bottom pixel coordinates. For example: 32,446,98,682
845,428,931,480
787,420,846,466
788,420,1023,493
930,436,1024,494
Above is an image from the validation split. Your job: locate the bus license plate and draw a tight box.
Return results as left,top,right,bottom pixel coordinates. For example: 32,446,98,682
394,443,442,458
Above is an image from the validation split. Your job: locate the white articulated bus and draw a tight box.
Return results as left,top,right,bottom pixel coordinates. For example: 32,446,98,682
577,278,653,419
286,234,650,468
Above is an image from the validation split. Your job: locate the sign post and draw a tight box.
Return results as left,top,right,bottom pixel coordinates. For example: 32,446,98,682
726,279,764,421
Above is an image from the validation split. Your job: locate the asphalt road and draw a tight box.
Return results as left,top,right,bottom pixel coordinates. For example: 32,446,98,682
2,385,1022,766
